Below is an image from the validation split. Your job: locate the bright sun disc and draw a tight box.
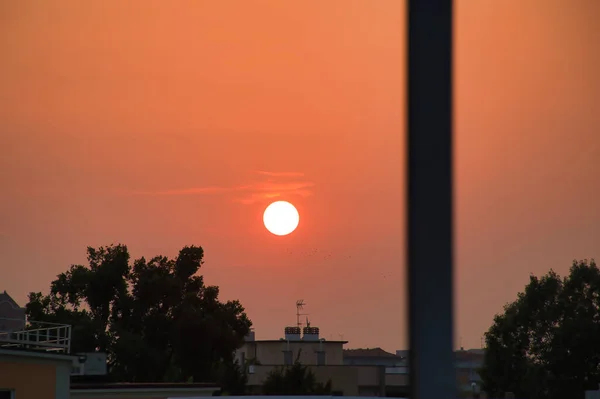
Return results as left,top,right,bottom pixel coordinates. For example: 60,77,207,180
263,201,299,236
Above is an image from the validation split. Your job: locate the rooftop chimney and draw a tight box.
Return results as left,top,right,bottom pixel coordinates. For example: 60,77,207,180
302,326,320,341
284,326,301,341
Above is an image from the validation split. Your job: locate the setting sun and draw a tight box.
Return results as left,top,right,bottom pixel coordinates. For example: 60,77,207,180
263,201,300,236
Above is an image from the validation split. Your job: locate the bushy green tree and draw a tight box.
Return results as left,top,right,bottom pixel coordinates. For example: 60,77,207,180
26,244,252,383
481,259,600,399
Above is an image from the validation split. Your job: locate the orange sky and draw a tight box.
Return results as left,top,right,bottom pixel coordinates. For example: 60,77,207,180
1,0,599,352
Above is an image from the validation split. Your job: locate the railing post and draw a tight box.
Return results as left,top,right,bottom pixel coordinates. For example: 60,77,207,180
0,319,73,352
66,324,72,353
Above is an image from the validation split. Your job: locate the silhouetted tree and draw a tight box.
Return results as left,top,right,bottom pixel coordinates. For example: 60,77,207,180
481,259,600,399
215,359,248,395
262,351,332,395
26,244,252,383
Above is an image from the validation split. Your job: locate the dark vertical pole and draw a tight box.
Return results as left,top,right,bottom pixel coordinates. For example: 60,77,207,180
406,0,454,399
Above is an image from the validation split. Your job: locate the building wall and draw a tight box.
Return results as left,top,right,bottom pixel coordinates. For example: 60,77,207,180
455,350,484,394
0,359,57,399
344,357,404,367
384,373,408,387
0,352,72,399
238,341,345,366
56,362,73,399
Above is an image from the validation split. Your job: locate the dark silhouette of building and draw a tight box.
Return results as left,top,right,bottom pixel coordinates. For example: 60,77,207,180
0,291,26,332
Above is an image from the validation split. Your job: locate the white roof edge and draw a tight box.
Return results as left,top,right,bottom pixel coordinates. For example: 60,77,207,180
0,348,76,362
71,387,216,395
175,397,392,399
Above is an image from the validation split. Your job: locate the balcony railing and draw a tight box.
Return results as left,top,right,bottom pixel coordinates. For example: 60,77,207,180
0,317,71,353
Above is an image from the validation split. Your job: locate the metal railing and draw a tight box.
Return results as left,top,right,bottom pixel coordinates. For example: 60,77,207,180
0,317,71,353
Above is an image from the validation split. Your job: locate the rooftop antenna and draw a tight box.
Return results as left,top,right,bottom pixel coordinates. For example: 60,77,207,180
296,299,307,329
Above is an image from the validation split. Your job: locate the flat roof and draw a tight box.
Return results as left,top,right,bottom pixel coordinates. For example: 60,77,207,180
71,382,217,390
0,348,76,362
174,397,394,399
344,348,402,358
71,382,219,396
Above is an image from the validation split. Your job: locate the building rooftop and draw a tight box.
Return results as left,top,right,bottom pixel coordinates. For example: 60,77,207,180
455,348,485,361
0,291,71,353
0,347,76,362
344,348,402,358
0,291,21,308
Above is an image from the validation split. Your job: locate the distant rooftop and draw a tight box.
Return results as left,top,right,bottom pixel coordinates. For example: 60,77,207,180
0,291,22,308
0,291,71,353
455,348,485,360
344,348,402,358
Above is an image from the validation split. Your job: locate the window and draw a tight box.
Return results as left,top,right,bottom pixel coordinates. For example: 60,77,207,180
283,350,293,365
0,390,13,399
240,351,245,366
316,351,326,365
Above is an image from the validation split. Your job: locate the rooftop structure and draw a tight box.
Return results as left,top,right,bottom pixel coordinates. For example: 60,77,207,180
0,291,71,353
344,348,404,359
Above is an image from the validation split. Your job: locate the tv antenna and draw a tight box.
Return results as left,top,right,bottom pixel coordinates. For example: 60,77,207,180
296,299,308,328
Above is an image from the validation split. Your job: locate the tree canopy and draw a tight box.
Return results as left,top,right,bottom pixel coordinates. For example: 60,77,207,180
262,351,332,395
26,244,252,384
214,360,248,396
480,259,600,399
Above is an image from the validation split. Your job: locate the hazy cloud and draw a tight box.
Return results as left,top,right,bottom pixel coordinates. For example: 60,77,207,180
254,170,305,178
131,171,314,204
131,186,249,196
233,181,314,204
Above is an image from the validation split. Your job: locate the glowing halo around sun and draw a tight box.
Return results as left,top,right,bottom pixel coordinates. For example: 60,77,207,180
263,201,300,236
